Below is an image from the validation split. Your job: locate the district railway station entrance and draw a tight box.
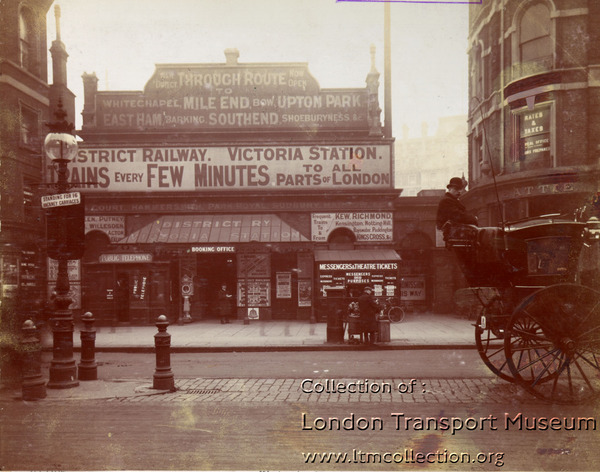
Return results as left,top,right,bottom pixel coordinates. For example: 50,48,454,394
70,50,399,325
193,252,236,320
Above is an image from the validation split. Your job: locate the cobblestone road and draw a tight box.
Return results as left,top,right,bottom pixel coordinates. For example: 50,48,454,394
107,377,535,404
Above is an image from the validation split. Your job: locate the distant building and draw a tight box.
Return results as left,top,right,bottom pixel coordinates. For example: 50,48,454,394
464,0,600,225
395,116,468,196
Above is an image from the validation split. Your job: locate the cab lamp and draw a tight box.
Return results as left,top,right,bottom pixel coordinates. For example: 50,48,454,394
584,217,600,241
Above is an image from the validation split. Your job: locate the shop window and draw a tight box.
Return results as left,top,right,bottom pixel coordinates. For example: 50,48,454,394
528,194,581,219
504,199,527,223
514,3,553,78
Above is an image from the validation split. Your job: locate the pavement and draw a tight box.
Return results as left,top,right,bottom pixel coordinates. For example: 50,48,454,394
1,312,480,403
40,311,475,352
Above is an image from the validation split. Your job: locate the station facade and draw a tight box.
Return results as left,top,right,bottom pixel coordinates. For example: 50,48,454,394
60,49,404,324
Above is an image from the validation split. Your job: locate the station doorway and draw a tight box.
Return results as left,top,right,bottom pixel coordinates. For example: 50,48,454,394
194,253,236,319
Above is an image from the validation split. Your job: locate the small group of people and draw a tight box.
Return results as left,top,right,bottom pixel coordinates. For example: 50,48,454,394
346,285,381,345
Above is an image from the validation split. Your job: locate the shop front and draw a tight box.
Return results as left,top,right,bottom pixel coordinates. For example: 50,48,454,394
314,249,400,321
83,213,313,323
83,252,175,325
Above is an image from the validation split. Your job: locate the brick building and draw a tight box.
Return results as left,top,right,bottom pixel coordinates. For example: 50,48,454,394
463,0,600,224
0,0,62,382
66,48,405,325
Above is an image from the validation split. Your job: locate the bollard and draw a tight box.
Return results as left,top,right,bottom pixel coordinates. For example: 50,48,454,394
377,319,391,343
153,315,175,391
21,320,46,400
78,312,98,380
326,309,345,343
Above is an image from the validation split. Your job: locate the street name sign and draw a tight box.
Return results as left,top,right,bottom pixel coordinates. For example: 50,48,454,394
41,192,81,208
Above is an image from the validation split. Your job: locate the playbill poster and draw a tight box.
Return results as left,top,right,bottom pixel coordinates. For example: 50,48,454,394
2,1,600,472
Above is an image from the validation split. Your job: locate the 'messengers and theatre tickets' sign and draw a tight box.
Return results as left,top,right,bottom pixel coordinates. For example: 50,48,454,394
94,64,368,131
50,144,392,192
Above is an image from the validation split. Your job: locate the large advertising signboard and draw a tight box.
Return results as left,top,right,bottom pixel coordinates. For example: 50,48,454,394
94,64,368,132
49,144,392,192
317,262,398,298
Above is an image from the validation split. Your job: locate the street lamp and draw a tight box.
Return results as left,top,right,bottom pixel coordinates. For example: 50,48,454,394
45,101,79,389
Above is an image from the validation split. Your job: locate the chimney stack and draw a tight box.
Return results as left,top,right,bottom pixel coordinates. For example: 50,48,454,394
224,48,240,65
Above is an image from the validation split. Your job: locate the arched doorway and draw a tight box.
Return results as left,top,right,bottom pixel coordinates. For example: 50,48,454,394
327,227,356,249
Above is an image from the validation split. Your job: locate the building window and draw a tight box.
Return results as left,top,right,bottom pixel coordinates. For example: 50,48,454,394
20,105,39,149
19,8,36,74
516,3,553,77
470,43,483,100
473,133,484,179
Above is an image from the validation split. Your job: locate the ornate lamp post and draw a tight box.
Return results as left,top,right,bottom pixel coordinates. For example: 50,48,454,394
45,103,80,389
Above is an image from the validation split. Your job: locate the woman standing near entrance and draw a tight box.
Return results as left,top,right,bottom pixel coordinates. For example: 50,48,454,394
217,284,233,324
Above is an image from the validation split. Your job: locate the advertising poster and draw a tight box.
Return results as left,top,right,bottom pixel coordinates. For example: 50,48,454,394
276,272,292,298
2,2,599,472
298,279,312,307
237,279,270,307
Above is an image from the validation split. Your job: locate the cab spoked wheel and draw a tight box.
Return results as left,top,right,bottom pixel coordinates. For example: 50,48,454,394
475,302,514,382
504,284,600,404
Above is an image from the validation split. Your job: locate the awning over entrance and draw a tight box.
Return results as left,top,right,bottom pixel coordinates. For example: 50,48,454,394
118,214,309,244
314,249,400,262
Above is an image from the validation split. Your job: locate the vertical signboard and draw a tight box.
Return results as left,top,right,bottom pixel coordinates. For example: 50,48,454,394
519,106,551,163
